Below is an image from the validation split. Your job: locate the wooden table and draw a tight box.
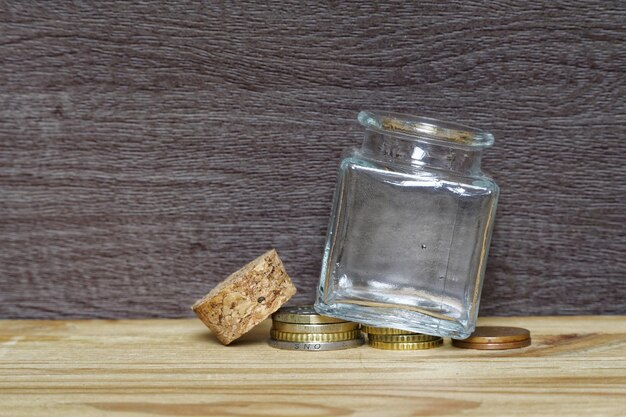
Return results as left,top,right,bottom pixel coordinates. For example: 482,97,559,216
1,316,624,416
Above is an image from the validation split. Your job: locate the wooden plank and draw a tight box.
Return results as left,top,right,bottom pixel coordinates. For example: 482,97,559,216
1,2,625,318
0,317,625,416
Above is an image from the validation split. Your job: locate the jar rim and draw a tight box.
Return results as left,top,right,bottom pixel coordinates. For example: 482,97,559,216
357,110,495,149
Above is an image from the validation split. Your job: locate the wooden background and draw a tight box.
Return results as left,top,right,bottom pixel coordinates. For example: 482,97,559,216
1,1,624,318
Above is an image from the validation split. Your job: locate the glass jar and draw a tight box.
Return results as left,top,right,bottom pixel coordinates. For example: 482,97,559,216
314,111,499,338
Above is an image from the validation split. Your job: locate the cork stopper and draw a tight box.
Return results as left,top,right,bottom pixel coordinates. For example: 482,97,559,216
192,249,297,345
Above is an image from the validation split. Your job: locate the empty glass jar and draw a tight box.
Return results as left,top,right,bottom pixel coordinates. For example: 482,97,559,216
314,111,499,338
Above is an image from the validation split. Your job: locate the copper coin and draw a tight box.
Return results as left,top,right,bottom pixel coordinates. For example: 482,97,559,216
456,326,530,344
452,339,531,350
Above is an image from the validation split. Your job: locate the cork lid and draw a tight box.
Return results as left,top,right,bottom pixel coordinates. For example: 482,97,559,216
192,249,297,345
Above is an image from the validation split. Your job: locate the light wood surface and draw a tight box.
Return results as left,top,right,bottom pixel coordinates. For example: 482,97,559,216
2,2,625,319
1,316,625,416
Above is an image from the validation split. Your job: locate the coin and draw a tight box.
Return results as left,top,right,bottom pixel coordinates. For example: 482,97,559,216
452,339,531,350
268,337,365,351
270,329,361,342
360,325,416,335
451,326,531,350
369,339,444,350
368,333,442,343
272,321,359,334
455,326,530,344
272,305,347,324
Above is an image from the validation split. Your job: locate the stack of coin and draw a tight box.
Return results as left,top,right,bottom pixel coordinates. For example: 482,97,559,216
361,325,443,350
268,306,364,351
452,326,531,350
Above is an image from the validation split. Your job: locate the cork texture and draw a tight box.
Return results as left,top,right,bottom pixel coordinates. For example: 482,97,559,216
192,249,296,345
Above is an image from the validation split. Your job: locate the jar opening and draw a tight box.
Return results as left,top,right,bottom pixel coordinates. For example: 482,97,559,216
357,110,494,149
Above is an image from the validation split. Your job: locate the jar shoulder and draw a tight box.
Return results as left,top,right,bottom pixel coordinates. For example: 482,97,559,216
339,149,499,194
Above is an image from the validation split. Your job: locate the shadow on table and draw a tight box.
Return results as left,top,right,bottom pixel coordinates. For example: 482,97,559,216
190,328,268,347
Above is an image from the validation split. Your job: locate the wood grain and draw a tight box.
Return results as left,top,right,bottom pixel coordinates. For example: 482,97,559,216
0,316,625,417
0,2,625,318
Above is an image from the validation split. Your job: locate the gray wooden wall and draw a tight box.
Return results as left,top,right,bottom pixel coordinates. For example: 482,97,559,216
1,1,625,318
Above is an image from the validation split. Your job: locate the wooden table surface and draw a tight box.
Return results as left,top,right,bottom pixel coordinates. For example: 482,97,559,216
1,316,625,417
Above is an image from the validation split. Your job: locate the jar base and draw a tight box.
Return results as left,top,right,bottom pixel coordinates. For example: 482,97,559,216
314,300,474,339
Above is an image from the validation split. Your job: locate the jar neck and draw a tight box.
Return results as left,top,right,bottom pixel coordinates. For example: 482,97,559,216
361,131,483,175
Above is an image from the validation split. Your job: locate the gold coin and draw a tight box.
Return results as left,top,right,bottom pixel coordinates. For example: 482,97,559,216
270,329,361,342
272,305,347,324
360,325,416,335
368,339,444,350
271,321,359,334
267,337,364,351
368,334,441,343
